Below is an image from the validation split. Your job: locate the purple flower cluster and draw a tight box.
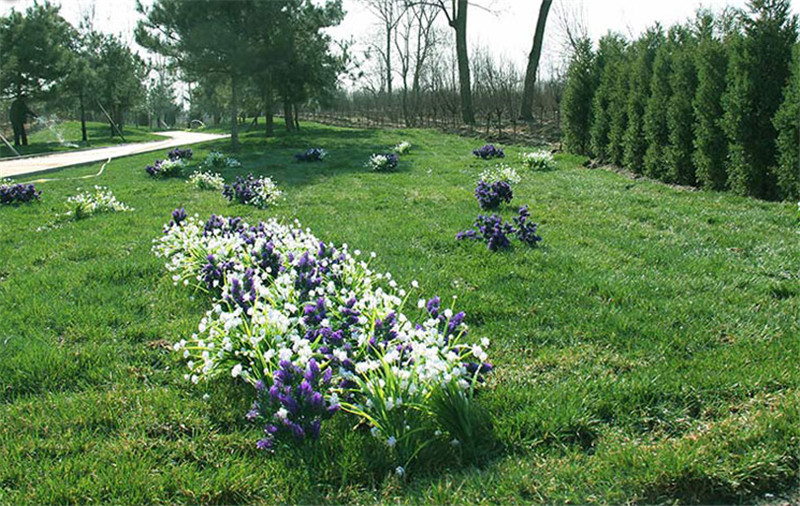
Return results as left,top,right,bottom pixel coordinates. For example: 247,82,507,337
294,148,326,162
145,160,162,177
475,180,513,210
168,147,193,161
472,144,505,160
0,182,41,205
222,173,281,208
250,359,340,449
457,206,542,251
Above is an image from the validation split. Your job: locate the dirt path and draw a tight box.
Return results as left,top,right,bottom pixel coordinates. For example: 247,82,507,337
0,131,229,178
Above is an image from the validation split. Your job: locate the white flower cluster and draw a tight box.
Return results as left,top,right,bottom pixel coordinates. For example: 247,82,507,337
479,163,521,185
366,153,398,172
200,151,242,171
520,150,556,171
154,213,491,451
0,178,13,187
250,176,282,208
188,170,225,191
65,186,133,219
393,141,412,155
158,158,185,177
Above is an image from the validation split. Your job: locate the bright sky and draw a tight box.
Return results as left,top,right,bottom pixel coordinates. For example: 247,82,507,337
2,0,799,74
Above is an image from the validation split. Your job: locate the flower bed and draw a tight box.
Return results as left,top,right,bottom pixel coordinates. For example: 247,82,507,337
222,173,282,208
472,144,505,160
146,158,185,178
1,178,41,205
295,148,327,162
366,153,399,172
521,150,555,171
154,211,492,468
65,186,133,219
188,171,225,191
392,141,412,155
474,165,520,210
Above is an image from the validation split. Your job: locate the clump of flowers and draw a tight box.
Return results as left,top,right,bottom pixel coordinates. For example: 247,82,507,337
392,141,412,155
294,148,327,162
188,171,225,191
154,211,493,467
480,164,521,185
222,173,282,209
65,186,133,219
1,178,41,205
520,150,555,171
168,147,193,161
200,151,242,171
146,158,185,178
366,153,399,172
457,206,542,251
472,144,505,160
474,164,520,210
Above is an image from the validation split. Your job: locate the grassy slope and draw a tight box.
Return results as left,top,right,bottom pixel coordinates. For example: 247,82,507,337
0,121,798,504
0,120,164,158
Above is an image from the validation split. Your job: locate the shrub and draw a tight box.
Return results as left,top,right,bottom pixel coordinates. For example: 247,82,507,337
222,173,282,208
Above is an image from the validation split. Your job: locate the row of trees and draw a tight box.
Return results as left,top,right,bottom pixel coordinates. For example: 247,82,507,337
561,0,799,200
0,2,176,140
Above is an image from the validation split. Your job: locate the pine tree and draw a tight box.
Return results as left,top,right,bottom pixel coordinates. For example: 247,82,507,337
590,34,627,162
722,0,798,198
693,10,730,191
643,32,674,180
773,43,800,199
623,27,662,173
666,27,698,185
562,37,597,156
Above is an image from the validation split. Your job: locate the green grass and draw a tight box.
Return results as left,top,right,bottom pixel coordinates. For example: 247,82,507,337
1,120,798,503
0,120,164,158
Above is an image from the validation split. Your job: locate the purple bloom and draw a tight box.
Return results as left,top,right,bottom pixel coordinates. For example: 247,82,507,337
513,205,543,247
0,182,41,205
475,180,513,210
168,147,193,161
472,144,505,159
294,148,326,162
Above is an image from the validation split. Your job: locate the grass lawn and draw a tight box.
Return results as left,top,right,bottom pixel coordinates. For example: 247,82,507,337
0,120,164,158
1,120,798,503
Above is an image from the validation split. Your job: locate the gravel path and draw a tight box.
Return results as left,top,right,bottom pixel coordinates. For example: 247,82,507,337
0,130,229,178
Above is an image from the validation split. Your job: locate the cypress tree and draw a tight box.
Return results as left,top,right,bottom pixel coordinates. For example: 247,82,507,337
773,43,800,199
608,45,632,166
666,27,698,185
643,31,674,180
562,37,597,156
590,34,626,162
722,0,798,198
693,10,730,190
623,28,662,173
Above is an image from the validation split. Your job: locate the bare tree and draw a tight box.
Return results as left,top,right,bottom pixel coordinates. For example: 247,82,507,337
394,2,440,125
520,0,553,121
361,0,406,106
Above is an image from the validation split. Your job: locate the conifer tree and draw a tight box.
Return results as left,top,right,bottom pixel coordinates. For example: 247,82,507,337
722,0,798,198
623,27,661,173
608,45,632,166
561,37,597,156
693,10,730,190
666,27,698,185
643,31,674,180
590,34,627,162
773,43,800,199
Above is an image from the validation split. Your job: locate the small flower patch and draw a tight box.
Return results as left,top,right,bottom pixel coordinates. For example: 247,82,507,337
222,173,282,208
146,158,185,178
65,186,133,219
366,153,399,171
457,206,541,251
200,151,242,171
521,150,555,171
188,171,225,191
168,147,193,161
1,178,41,205
474,165,519,210
392,141,412,155
294,148,327,162
472,144,505,160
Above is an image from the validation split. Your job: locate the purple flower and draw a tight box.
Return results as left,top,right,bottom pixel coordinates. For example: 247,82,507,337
475,180,513,210
513,205,543,247
0,182,41,205
168,147,193,161
294,148,326,162
472,144,505,159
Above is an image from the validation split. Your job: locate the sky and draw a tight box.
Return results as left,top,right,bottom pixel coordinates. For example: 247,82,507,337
2,0,799,77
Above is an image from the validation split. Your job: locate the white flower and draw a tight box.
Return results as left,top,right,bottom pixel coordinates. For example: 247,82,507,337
231,364,243,377
276,407,289,420
395,466,405,477
386,436,397,448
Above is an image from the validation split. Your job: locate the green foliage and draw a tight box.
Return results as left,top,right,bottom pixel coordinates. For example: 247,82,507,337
643,33,673,179
693,11,730,191
773,43,800,199
590,34,627,162
666,28,699,186
722,0,798,198
0,1,75,98
623,28,662,173
607,44,631,166
561,38,596,156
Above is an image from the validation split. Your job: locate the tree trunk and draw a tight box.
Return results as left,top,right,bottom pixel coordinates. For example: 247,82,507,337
453,0,474,125
79,90,87,142
230,75,239,151
520,0,553,120
386,25,393,101
265,87,274,137
283,99,294,131
293,103,300,131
